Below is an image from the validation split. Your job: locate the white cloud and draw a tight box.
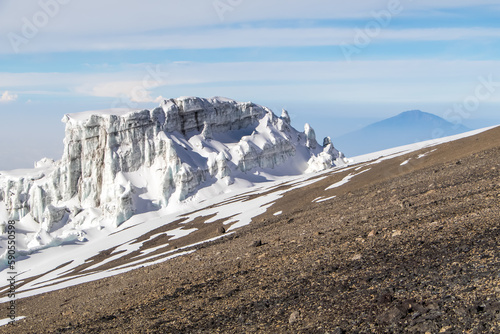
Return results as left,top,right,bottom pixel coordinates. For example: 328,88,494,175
154,96,165,103
74,65,169,103
75,80,158,103
2,59,500,108
2,59,497,105
0,1,387,37
0,91,18,102
1,0,498,35
0,0,499,54
0,26,498,54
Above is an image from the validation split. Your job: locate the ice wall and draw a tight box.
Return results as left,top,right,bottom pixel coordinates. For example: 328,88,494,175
0,97,346,232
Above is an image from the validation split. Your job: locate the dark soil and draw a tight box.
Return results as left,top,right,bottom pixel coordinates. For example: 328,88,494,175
2,127,500,333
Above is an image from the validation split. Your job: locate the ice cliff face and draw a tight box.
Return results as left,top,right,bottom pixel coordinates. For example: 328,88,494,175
0,97,346,248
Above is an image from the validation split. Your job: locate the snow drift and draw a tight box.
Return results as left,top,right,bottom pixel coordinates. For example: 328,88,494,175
0,97,345,253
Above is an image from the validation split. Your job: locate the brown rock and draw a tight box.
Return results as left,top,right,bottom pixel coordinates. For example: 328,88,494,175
288,310,300,324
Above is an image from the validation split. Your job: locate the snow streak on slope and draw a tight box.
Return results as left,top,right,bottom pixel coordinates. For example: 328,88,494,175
0,169,332,302
0,96,346,271
0,125,495,306
348,126,497,165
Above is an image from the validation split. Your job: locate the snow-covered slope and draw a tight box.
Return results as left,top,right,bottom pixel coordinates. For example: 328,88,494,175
0,96,345,261
0,123,494,308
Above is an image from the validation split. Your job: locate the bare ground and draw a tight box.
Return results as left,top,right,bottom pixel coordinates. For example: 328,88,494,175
2,127,500,333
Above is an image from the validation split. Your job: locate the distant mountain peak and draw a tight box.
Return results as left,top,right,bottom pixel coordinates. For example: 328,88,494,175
401,109,424,115
396,109,441,120
334,110,472,157
400,109,427,117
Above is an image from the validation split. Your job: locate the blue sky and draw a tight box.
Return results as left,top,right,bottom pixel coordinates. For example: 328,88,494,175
1,0,500,169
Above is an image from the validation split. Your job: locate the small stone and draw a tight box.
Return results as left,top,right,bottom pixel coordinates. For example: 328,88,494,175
378,306,405,324
400,200,412,208
377,291,394,304
355,237,365,243
367,230,376,237
217,226,226,234
351,254,362,261
426,302,439,310
288,311,300,324
250,240,262,247
476,304,486,313
411,311,421,320
392,230,402,237
412,303,428,314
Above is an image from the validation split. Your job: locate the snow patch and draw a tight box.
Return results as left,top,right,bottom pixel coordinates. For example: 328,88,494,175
325,169,371,191
417,149,437,159
0,316,26,327
0,96,346,269
316,195,336,203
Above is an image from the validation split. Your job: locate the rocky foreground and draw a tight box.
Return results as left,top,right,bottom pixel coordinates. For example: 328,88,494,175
3,126,500,333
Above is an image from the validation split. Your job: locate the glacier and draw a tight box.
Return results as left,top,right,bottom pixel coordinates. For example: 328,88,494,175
0,96,346,257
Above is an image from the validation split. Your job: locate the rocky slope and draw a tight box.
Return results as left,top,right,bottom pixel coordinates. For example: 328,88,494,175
2,126,499,333
0,97,345,254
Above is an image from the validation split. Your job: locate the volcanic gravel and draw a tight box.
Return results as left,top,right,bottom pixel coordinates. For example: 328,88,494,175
2,127,500,333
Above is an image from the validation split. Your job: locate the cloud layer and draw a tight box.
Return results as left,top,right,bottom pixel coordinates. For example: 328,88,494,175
0,91,18,102
0,0,499,54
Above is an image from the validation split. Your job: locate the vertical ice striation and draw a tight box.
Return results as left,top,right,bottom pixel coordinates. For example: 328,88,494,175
304,123,317,149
